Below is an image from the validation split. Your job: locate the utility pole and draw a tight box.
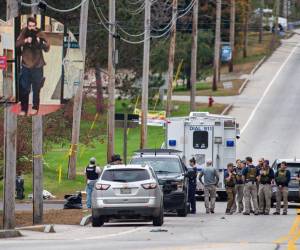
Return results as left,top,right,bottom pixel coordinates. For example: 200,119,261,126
68,0,89,178
212,0,221,91
31,1,44,225
283,0,288,21
140,0,151,149
3,0,18,230
190,0,198,111
243,0,249,58
228,0,235,72
258,0,264,44
107,0,116,162
166,0,177,117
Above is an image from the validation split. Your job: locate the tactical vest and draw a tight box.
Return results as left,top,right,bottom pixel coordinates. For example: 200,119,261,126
86,165,99,180
260,168,271,184
275,170,287,185
235,168,244,184
225,172,236,187
246,166,257,182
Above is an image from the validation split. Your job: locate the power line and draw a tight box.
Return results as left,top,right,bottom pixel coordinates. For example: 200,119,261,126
20,0,88,12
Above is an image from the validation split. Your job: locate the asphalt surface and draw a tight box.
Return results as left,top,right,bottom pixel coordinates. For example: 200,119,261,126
0,202,299,250
232,33,300,162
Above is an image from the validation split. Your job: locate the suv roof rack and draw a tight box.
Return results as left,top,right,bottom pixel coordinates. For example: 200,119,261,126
134,149,182,156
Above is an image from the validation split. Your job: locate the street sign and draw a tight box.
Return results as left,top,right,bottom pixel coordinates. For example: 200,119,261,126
223,81,233,89
0,56,7,69
63,41,80,49
221,46,232,62
115,113,139,121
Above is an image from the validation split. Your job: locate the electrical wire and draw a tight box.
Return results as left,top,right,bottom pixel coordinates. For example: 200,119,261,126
20,0,88,13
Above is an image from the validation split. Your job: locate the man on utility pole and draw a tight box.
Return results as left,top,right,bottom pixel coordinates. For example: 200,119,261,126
68,0,89,178
3,0,18,230
190,0,198,111
212,0,221,91
107,0,116,162
140,0,151,149
228,0,235,72
166,0,177,117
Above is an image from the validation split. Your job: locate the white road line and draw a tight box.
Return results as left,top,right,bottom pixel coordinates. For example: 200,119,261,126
81,227,144,240
241,42,300,135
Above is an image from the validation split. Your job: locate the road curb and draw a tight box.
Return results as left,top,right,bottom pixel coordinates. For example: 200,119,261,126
0,229,22,238
221,103,233,115
80,214,92,226
16,224,56,233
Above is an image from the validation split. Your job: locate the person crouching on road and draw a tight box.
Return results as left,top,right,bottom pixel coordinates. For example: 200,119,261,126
258,160,274,215
273,161,291,215
199,160,219,214
188,157,198,214
84,157,101,209
225,163,236,215
242,156,260,215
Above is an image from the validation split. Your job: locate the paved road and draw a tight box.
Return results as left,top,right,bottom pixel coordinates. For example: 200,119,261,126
0,202,299,250
232,33,300,161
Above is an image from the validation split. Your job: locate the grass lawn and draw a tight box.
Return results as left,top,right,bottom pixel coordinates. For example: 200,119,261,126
0,99,226,199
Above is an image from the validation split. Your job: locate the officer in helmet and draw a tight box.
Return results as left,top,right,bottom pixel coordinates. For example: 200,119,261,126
84,157,101,209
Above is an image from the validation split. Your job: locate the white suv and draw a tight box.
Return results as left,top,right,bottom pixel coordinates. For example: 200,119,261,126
92,164,164,227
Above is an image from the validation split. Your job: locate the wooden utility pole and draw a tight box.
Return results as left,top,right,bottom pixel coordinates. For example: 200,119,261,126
283,0,288,21
190,0,198,111
258,0,264,44
166,0,177,117
228,0,235,72
243,0,249,58
68,0,89,178
32,116,43,224
107,0,116,162
31,2,44,224
3,0,18,230
140,0,151,149
212,0,221,91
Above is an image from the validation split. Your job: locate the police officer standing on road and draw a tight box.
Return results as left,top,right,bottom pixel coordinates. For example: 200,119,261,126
273,161,291,215
225,163,236,215
84,157,101,209
199,160,219,214
258,160,274,215
242,156,260,215
231,159,245,213
188,158,198,214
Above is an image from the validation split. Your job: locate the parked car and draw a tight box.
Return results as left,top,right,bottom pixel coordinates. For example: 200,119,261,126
271,158,300,203
92,164,164,227
131,149,189,217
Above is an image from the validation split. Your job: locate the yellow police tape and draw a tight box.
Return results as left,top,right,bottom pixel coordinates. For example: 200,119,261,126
56,113,100,183
274,208,300,249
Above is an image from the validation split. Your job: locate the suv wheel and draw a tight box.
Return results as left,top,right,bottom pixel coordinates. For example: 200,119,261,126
153,206,164,226
92,210,105,227
177,206,188,217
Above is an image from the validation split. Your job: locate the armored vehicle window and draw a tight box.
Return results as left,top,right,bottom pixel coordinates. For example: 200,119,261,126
193,131,208,149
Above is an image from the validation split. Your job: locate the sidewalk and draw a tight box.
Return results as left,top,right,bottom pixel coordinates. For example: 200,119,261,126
170,32,300,130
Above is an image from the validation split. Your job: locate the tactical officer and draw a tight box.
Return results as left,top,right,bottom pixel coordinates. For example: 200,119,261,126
225,163,236,215
199,159,219,214
242,156,260,215
188,157,198,214
110,154,123,165
84,157,101,209
273,161,291,215
231,159,245,213
258,160,274,215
